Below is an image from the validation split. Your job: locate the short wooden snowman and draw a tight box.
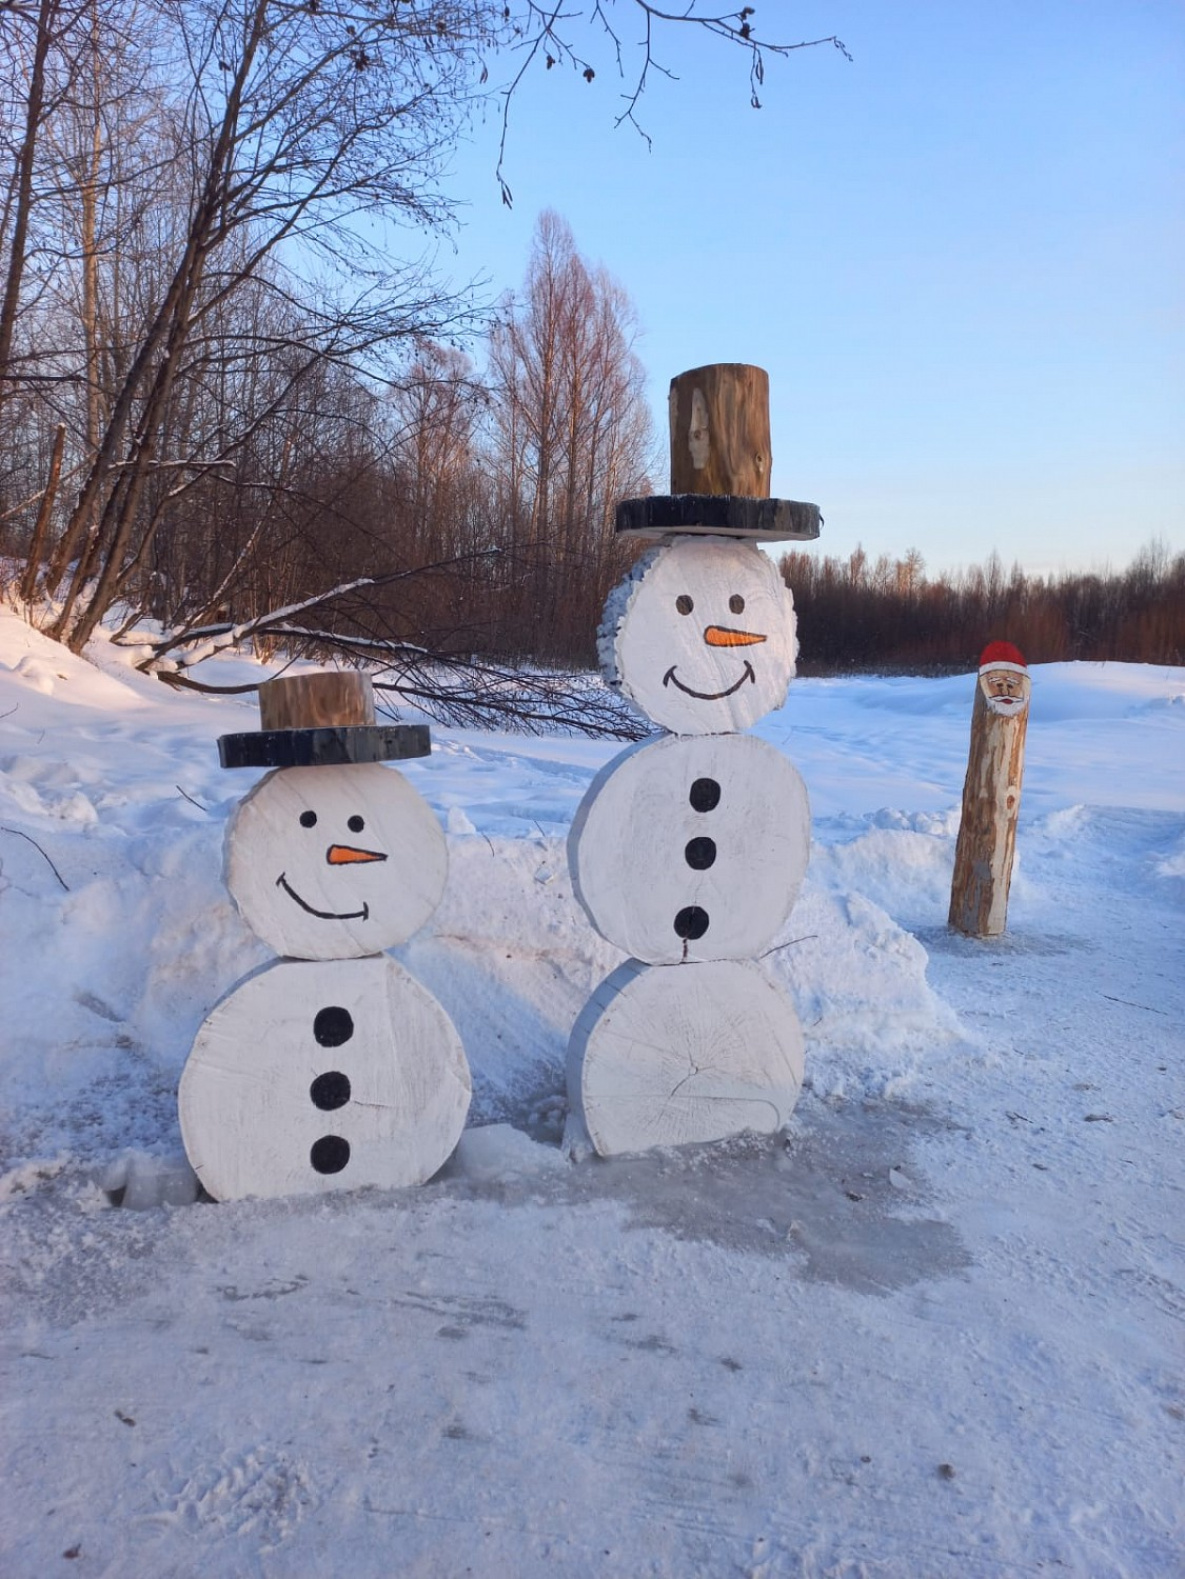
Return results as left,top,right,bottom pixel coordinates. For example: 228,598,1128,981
180,671,470,1200
568,364,821,1157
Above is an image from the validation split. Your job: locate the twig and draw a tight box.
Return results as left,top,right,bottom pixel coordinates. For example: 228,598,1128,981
760,934,818,959
0,826,69,891
0,704,17,721
176,784,212,813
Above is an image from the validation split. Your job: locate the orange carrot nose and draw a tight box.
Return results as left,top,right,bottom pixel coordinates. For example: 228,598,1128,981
326,844,388,865
704,625,767,647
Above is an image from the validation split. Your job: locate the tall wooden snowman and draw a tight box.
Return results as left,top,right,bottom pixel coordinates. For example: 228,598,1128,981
179,671,470,1200
568,364,822,1157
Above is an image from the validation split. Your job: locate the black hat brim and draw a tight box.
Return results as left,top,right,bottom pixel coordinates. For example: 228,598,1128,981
218,724,431,770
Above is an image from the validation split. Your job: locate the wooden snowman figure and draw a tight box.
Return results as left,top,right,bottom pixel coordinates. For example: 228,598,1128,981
568,364,822,1157
180,672,470,1200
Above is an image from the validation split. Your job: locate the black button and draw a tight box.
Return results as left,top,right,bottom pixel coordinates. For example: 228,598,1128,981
674,906,710,940
313,1006,354,1047
310,1071,351,1110
689,778,721,813
310,1135,350,1174
684,836,717,870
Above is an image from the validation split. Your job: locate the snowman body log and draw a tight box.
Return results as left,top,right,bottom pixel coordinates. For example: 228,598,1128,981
569,959,804,1156
568,529,812,1157
570,733,809,964
180,956,470,1201
179,677,470,1202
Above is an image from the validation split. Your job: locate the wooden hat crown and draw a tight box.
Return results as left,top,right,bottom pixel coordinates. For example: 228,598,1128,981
616,363,821,543
218,670,431,769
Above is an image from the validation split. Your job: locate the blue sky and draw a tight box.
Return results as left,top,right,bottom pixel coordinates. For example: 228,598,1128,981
432,0,1182,578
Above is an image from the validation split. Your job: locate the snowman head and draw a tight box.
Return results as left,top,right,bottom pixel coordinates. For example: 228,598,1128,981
225,763,447,960
600,537,798,734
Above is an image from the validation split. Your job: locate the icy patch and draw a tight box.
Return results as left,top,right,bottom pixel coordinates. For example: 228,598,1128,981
451,1124,567,1181
100,1149,200,1209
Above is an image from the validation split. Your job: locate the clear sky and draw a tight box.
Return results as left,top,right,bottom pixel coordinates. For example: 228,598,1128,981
432,0,1183,578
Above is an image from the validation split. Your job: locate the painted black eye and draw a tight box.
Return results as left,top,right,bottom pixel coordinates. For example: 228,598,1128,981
299,810,317,828
676,594,694,615
347,814,364,833
729,594,745,614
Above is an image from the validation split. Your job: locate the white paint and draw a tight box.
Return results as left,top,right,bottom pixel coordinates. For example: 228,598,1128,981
568,958,804,1157
225,762,447,959
569,732,810,963
603,537,797,734
688,387,711,470
179,955,471,1201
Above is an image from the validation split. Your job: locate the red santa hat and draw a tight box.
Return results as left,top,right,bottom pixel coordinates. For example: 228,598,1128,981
979,640,1027,676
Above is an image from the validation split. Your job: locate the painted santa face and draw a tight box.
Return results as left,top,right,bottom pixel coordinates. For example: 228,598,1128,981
980,667,1031,718
605,538,797,734
225,763,447,960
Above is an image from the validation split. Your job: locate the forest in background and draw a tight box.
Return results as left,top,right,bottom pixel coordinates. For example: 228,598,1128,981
779,542,1185,675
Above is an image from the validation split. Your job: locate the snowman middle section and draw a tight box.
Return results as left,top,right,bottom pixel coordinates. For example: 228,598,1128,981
567,536,811,1158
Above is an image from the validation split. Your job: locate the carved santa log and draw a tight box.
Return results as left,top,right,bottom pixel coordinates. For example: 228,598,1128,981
569,958,805,1157
949,642,1031,937
180,956,471,1201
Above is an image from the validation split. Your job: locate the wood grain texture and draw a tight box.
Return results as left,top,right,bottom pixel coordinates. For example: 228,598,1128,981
259,670,374,730
179,955,471,1201
948,678,1030,936
569,733,810,964
568,958,804,1157
226,762,447,959
603,537,797,735
669,365,771,497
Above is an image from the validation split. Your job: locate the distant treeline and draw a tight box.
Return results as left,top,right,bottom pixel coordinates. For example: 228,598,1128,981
778,542,1185,674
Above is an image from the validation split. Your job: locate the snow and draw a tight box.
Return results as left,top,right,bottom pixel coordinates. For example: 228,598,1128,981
1,604,1183,1576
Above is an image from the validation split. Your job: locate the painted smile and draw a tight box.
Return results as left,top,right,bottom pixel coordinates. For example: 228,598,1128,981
276,872,369,922
662,661,756,701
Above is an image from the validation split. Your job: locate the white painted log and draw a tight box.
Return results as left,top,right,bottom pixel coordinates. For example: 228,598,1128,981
226,762,447,959
598,537,798,735
568,958,805,1157
179,955,471,1201
569,732,810,964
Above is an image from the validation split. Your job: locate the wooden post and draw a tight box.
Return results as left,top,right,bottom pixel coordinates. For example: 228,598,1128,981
258,670,373,731
669,364,772,497
949,642,1031,937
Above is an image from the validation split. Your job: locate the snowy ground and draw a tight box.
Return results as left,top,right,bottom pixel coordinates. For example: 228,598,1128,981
1,607,1182,1577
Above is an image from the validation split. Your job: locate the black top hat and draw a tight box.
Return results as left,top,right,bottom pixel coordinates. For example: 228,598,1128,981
218,672,430,770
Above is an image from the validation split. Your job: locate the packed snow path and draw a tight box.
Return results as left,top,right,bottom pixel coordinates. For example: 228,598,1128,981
1,611,1182,1576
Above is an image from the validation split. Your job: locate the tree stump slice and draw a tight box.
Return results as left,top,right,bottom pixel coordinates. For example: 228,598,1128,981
569,733,810,964
949,678,1030,937
259,670,374,730
226,762,447,959
179,955,471,1201
599,537,798,735
568,958,804,1157
669,364,772,497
